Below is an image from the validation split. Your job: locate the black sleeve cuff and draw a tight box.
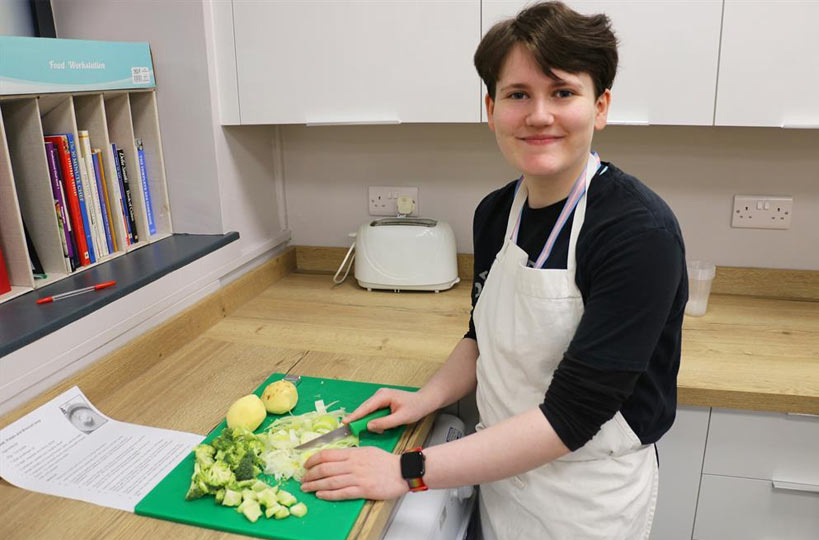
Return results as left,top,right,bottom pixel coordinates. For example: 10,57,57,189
540,353,640,451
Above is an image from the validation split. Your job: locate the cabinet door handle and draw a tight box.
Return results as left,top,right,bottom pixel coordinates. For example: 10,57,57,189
781,123,819,129
306,118,401,127
786,412,819,419
606,120,650,126
772,480,819,493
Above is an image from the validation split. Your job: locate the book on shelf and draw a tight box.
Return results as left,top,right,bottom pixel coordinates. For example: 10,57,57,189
0,246,10,295
114,145,139,244
78,129,109,259
93,149,118,253
76,131,105,259
63,132,96,264
43,135,90,267
106,145,130,247
44,141,75,270
23,220,45,278
135,138,156,235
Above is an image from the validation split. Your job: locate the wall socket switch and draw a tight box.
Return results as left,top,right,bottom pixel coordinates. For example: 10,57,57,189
368,186,419,216
731,195,793,229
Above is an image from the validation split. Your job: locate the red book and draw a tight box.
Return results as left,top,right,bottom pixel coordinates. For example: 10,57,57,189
44,135,90,266
0,246,10,295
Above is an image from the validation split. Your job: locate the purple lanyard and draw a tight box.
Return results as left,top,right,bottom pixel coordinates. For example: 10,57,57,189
511,153,601,269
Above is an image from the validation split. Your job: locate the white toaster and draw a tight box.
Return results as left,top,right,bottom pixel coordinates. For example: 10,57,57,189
354,217,460,292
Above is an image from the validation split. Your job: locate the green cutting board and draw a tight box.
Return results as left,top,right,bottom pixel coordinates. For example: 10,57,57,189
135,373,415,540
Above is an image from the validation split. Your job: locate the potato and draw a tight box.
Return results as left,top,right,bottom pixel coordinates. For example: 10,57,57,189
226,394,267,431
261,380,299,414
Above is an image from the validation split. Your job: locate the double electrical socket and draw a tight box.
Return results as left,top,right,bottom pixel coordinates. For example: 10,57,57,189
731,195,793,230
368,186,419,216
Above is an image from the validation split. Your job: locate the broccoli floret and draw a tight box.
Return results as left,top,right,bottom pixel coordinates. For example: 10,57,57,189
185,472,211,501
237,498,263,523
214,488,226,504
203,461,235,488
193,444,216,468
233,451,259,481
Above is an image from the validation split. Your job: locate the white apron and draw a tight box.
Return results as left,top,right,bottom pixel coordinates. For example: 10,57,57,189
474,154,659,540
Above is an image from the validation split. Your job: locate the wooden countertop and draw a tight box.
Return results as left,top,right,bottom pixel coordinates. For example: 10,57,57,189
1,251,817,540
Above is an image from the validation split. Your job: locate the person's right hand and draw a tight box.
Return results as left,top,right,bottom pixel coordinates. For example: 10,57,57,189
344,388,431,433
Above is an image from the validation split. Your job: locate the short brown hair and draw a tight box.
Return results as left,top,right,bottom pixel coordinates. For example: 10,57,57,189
475,1,618,99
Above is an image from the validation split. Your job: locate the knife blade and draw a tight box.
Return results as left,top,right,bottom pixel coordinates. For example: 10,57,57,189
295,408,391,450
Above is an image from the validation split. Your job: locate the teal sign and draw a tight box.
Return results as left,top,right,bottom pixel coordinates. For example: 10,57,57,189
0,36,155,95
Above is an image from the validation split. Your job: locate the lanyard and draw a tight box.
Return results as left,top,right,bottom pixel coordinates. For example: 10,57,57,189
511,152,601,269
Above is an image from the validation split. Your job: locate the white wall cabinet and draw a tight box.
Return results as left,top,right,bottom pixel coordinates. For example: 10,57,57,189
715,0,819,128
480,1,723,126
232,0,480,125
224,1,819,129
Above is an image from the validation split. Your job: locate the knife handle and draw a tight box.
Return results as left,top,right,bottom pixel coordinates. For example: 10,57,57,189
349,408,391,436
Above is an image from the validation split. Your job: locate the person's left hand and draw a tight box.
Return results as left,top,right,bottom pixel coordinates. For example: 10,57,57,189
300,447,409,501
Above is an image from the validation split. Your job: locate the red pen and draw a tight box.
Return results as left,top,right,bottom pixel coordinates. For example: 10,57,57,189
36,281,116,304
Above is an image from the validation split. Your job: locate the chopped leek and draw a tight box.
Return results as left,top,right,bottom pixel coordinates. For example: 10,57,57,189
260,407,358,482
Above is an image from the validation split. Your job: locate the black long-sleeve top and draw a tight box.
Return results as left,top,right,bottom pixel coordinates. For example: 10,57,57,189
466,163,688,451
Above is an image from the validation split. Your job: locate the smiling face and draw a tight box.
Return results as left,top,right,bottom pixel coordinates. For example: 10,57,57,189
486,43,610,188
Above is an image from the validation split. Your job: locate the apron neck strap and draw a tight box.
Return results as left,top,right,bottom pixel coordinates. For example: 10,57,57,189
507,152,601,269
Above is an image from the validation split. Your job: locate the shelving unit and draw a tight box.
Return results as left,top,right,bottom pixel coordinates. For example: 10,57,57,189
0,88,172,304
0,38,173,303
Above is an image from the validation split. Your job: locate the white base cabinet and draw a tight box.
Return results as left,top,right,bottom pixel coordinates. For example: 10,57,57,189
651,406,711,540
694,474,819,540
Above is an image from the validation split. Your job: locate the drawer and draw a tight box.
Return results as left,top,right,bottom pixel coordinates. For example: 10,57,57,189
703,409,819,484
693,474,819,540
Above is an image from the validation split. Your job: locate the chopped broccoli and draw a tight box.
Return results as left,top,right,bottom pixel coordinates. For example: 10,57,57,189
241,489,257,502
256,488,280,510
290,502,308,518
231,479,256,489
185,480,207,501
234,451,260,481
203,461,235,488
251,479,269,492
222,489,243,507
273,506,290,520
214,488,226,504
184,425,266,504
276,489,297,507
193,444,216,468
237,498,263,523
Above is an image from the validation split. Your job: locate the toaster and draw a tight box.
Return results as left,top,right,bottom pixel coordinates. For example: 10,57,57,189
354,217,460,292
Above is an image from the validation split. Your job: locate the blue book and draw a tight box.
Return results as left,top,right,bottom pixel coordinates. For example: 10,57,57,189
135,138,156,235
92,151,114,253
112,144,133,244
64,132,96,263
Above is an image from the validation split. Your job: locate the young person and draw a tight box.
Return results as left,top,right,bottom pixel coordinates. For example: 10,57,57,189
302,2,687,538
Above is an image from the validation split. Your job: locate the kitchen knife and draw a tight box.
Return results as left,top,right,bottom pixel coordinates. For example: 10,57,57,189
295,408,391,450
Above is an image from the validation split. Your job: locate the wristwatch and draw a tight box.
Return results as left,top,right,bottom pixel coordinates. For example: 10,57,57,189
400,447,428,492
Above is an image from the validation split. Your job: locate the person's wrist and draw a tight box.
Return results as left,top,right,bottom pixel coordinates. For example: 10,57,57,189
393,453,410,495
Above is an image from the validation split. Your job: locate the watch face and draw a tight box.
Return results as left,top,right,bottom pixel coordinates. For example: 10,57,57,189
401,451,425,479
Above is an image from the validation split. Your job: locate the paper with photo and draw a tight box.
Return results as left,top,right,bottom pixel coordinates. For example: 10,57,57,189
0,386,203,512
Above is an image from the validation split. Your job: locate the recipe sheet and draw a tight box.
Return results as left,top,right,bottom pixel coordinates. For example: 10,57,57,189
0,386,203,511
